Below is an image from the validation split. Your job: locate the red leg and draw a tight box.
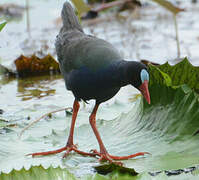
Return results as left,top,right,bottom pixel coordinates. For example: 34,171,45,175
28,100,96,158
89,103,149,165
66,99,80,147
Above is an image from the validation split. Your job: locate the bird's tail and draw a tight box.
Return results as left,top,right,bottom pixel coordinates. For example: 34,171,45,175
61,2,83,32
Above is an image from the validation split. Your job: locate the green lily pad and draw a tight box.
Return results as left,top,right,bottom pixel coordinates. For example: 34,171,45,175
157,57,199,92
0,165,76,180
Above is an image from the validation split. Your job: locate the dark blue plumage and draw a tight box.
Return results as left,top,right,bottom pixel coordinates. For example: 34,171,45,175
67,61,121,103
30,2,151,164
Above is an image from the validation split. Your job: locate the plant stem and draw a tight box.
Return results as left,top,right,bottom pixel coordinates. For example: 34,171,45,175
18,107,72,138
173,14,180,58
26,0,31,37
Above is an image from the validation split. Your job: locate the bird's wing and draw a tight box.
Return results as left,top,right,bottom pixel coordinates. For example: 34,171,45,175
56,34,122,74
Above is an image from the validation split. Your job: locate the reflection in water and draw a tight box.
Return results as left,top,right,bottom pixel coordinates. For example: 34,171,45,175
15,74,62,101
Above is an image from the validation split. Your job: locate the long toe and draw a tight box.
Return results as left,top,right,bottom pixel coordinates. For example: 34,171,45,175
90,150,150,165
89,149,102,157
28,145,96,158
28,147,67,157
72,148,98,157
98,153,123,166
109,152,150,160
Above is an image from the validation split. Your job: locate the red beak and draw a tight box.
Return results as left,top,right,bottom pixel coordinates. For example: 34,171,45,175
138,80,151,104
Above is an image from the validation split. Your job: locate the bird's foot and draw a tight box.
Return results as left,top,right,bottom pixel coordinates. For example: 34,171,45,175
27,144,97,158
92,149,123,166
90,149,150,166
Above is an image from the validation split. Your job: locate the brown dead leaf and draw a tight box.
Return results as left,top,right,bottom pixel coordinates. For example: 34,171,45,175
14,54,60,77
151,0,184,14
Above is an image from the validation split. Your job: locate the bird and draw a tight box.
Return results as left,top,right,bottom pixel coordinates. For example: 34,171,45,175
29,2,151,164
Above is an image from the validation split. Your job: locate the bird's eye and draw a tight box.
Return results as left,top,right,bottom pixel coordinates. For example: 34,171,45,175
140,69,149,83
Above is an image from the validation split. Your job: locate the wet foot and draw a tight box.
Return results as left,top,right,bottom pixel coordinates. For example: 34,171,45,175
27,144,98,158
90,149,150,165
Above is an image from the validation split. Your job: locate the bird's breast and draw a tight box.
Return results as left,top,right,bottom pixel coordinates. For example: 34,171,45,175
65,64,121,103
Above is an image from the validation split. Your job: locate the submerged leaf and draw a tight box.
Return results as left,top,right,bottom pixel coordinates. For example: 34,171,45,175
95,163,138,176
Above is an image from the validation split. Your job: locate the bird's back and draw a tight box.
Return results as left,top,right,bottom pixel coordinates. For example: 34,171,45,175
56,2,122,75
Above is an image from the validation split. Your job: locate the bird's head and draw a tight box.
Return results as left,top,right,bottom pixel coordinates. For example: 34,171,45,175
126,62,151,104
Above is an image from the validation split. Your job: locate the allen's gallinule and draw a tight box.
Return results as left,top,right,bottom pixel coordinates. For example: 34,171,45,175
30,2,150,164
